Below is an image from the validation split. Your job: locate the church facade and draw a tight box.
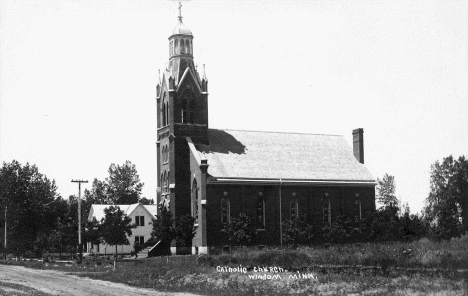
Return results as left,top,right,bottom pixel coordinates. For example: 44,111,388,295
156,14,376,255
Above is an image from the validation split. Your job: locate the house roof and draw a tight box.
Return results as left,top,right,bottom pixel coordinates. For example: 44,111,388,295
88,203,158,222
192,129,375,184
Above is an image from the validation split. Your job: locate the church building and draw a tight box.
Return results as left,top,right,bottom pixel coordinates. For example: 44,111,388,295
156,11,376,255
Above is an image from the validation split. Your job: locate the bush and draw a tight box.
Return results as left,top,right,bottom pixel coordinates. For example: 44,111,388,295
282,215,314,247
223,213,256,247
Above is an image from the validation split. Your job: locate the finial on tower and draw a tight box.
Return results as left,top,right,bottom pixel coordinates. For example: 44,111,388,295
178,2,183,22
202,64,207,80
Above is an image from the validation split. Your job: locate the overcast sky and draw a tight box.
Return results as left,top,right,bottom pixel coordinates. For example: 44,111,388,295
1,0,467,214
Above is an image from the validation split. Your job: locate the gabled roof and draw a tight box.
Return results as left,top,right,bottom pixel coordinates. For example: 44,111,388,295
192,129,375,185
88,203,158,222
159,59,202,93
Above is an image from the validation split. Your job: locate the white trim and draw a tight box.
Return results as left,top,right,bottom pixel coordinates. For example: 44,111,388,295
209,178,376,186
177,67,203,94
186,137,201,165
198,247,208,254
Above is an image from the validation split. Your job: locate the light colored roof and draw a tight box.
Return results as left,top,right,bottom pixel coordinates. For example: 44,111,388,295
88,203,157,222
172,20,192,36
193,129,375,184
145,205,158,217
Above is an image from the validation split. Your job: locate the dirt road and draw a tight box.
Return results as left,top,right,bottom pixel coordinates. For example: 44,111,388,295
0,265,200,296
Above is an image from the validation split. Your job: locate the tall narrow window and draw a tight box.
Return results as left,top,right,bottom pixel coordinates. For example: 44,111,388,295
221,197,230,224
160,173,164,194
323,199,331,227
290,200,299,220
180,39,185,54
354,199,362,221
175,39,179,54
162,103,166,126
256,197,265,228
189,101,196,124
181,100,187,123
166,171,170,194
165,102,169,125
163,171,167,194
192,179,198,220
135,216,145,227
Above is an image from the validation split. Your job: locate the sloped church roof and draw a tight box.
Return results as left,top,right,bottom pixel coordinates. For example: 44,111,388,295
192,129,375,184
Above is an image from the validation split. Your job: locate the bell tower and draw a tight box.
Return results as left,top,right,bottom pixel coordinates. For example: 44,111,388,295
155,3,209,237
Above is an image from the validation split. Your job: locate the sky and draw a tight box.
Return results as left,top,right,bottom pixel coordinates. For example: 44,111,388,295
0,0,467,214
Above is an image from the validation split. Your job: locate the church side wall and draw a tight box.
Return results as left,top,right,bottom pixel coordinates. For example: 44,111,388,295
206,183,375,252
174,137,192,218
189,148,203,250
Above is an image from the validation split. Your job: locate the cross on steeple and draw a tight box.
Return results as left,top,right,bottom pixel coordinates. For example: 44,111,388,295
178,2,183,21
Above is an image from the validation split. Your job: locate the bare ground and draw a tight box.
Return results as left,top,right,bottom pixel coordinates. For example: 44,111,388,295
0,265,200,296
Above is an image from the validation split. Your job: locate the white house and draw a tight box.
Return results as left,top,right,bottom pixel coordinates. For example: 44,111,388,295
87,203,158,255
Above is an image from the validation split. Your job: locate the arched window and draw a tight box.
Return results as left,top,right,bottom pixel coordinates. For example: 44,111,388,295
163,171,167,194
165,102,169,126
257,197,265,228
192,179,198,220
290,200,299,220
162,103,166,126
323,199,331,227
181,100,187,123
189,100,196,124
160,173,164,194
187,40,191,54
166,171,170,194
221,197,230,224
175,39,179,54
354,199,362,221
180,39,185,54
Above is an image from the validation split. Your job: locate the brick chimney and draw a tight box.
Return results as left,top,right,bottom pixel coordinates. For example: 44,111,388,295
352,128,364,164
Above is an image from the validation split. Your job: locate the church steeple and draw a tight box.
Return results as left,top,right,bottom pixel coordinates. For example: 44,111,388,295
168,2,193,61
156,2,209,243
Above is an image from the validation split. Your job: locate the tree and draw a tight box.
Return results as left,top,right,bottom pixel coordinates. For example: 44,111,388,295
376,174,399,210
84,178,109,206
424,155,468,240
223,213,256,247
151,205,175,255
138,197,154,205
174,215,197,247
0,160,65,256
84,161,144,205
99,206,135,265
83,218,102,252
106,161,144,204
400,204,428,241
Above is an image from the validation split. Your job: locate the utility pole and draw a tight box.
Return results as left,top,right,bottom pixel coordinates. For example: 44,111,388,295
4,205,6,260
71,179,88,264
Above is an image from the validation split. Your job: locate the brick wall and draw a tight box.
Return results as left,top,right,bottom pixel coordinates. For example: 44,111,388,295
205,184,375,248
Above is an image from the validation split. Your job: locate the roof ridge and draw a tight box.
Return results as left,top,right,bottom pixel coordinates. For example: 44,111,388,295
211,128,342,137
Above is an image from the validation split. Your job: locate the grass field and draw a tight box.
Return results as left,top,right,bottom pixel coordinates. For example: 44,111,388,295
1,236,468,295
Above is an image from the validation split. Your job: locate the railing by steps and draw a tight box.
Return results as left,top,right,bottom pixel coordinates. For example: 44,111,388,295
137,240,161,259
